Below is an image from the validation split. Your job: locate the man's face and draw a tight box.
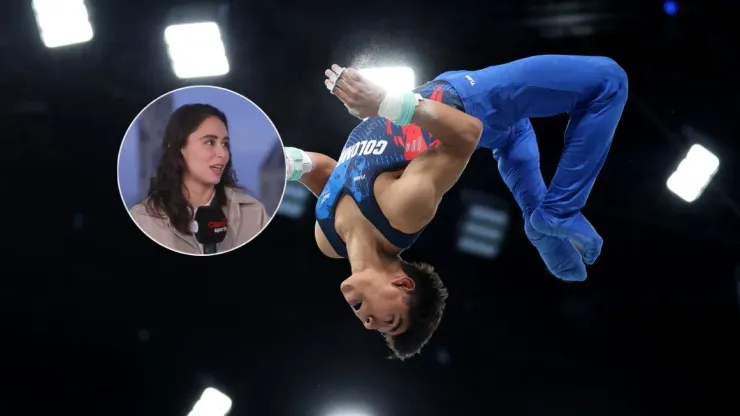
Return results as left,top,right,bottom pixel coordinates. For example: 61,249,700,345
339,269,414,335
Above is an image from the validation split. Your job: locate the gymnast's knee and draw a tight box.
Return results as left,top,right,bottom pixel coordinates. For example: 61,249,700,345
591,57,629,102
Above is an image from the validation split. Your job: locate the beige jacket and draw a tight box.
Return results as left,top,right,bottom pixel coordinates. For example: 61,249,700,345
130,187,269,255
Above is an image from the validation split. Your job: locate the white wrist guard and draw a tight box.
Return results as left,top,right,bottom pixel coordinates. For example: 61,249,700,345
285,147,313,181
378,92,422,126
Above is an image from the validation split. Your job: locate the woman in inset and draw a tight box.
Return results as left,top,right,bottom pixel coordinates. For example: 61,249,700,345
131,103,269,254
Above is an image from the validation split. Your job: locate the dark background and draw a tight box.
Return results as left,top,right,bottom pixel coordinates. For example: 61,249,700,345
3,0,739,415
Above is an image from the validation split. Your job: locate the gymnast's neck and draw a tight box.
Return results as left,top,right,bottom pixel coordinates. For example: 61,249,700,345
343,226,402,274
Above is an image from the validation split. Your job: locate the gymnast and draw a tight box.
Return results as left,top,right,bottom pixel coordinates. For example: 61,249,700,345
285,55,628,359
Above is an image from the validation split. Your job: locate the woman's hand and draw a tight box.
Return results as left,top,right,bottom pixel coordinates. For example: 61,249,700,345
324,64,386,119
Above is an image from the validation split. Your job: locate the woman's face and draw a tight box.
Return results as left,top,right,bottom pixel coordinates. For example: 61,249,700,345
181,116,230,186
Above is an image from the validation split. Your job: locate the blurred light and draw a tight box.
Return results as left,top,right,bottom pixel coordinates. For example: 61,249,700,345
32,0,94,48
436,347,451,365
326,408,372,416
663,0,679,16
666,144,719,203
188,387,232,416
164,22,229,79
456,191,509,259
523,1,609,39
359,67,415,94
277,181,311,219
72,213,84,231
327,413,371,416
136,328,150,342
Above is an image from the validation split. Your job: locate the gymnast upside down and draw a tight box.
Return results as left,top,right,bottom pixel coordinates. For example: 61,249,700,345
284,55,628,360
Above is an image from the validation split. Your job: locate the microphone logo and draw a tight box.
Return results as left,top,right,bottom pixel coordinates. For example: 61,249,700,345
208,219,227,233
193,206,228,248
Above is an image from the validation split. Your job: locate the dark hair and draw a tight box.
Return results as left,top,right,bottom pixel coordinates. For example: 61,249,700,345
144,103,243,235
384,260,448,360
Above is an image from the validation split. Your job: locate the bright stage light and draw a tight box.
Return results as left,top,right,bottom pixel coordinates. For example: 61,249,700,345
666,144,719,203
323,402,374,416
326,409,373,416
326,412,372,416
32,0,94,48
187,387,232,416
164,22,230,79
359,67,415,94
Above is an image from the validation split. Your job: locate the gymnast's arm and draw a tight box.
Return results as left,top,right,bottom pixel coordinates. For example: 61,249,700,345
388,99,482,229
402,99,483,198
287,149,344,259
298,151,336,197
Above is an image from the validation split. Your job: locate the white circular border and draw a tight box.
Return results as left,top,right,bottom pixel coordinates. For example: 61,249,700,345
116,85,288,257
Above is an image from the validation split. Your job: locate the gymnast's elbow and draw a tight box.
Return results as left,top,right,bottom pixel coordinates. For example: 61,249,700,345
453,116,483,156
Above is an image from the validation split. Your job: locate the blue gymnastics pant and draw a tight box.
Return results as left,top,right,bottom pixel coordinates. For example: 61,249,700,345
437,55,628,280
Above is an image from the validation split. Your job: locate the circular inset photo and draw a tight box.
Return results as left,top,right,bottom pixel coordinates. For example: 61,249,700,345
117,86,286,256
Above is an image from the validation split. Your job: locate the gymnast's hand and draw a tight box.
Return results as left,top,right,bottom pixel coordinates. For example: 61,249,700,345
324,64,385,119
